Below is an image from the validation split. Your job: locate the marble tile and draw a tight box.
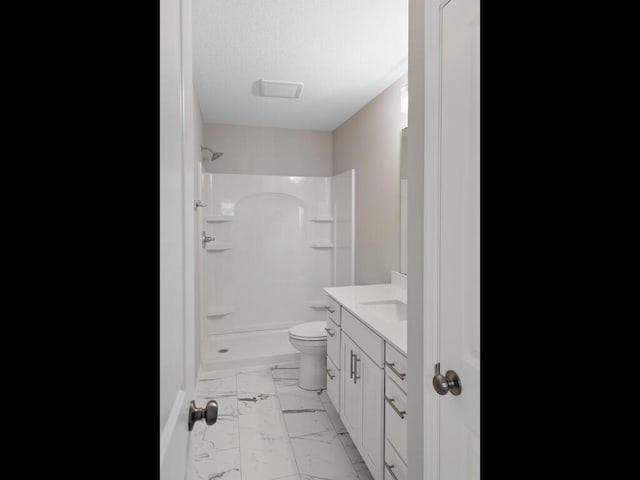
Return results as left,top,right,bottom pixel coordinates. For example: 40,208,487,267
317,389,331,404
290,430,359,480
338,431,364,464
237,366,277,395
237,392,275,414
192,446,241,480
277,384,324,411
274,376,300,389
203,415,239,452
200,368,236,380
238,391,299,480
353,461,374,480
322,395,347,434
283,409,334,437
272,364,301,389
271,365,300,380
197,370,237,397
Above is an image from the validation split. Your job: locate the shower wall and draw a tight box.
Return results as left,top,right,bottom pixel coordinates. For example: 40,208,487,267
202,173,353,337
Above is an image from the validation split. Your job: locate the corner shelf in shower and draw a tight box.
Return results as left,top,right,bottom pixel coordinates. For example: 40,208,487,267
207,307,234,317
308,301,328,309
206,243,233,251
310,216,334,222
206,215,234,223
309,241,334,248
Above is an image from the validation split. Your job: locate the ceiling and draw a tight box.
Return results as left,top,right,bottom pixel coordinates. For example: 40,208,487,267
193,0,408,132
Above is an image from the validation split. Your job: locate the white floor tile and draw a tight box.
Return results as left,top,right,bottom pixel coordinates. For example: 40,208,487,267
353,461,375,480
338,431,364,464
238,390,298,480
277,384,324,411
237,367,277,395
284,410,335,437
271,365,300,380
192,365,374,480
192,446,241,480
290,430,359,480
322,395,347,434
197,370,237,397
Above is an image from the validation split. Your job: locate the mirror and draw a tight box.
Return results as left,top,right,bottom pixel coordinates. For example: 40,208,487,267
400,127,408,274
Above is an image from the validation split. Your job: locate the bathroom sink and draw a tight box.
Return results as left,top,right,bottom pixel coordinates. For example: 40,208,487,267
360,299,407,322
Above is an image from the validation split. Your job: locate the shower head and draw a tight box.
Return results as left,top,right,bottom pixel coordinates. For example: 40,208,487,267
201,145,223,162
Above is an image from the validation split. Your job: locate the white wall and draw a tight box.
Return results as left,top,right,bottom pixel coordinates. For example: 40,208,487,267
193,86,204,377
202,123,332,176
332,74,408,285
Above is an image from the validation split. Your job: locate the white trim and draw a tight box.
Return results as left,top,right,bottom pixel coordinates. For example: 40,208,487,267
159,389,186,466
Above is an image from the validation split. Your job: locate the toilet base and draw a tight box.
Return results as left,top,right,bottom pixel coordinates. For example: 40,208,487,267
298,353,327,390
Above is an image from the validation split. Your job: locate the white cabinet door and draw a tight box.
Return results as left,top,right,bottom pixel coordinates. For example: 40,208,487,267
359,350,384,480
341,333,362,446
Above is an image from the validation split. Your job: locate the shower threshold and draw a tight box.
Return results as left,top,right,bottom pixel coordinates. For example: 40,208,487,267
200,328,300,372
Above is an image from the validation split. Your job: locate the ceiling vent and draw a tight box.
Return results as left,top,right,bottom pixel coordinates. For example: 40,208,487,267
260,79,304,99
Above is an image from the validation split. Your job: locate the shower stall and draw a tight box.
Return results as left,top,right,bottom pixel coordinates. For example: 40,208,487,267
198,170,354,370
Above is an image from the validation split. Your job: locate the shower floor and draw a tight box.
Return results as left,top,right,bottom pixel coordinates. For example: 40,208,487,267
201,329,300,372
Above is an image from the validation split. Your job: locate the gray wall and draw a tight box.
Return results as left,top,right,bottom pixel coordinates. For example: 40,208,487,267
193,87,204,378
203,123,333,176
332,74,408,285
407,0,425,476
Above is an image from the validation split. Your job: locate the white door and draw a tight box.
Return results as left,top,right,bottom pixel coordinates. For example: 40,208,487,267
160,0,196,478
432,0,480,478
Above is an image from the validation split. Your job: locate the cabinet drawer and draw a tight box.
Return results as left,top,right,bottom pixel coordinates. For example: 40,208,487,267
384,440,407,480
326,356,340,410
342,308,384,367
385,375,407,463
326,317,340,368
384,343,407,393
326,295,341,324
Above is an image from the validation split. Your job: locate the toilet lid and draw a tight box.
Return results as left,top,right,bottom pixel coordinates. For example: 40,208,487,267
289,321,327,340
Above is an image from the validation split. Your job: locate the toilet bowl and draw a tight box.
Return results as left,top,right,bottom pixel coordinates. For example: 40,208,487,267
288,321,327,390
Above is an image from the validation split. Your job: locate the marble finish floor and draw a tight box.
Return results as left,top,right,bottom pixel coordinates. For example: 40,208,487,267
191,362,374,480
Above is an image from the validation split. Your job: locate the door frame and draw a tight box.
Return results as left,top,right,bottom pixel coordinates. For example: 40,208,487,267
181,0,196,398
406,0,450,479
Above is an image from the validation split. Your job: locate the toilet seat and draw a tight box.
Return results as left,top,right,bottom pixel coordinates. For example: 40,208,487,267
288,321,327,341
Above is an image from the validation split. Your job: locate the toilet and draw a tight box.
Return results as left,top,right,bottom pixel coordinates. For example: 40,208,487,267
288,321,327,390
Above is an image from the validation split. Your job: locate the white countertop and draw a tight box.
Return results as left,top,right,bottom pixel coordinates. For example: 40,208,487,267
323,283,407,355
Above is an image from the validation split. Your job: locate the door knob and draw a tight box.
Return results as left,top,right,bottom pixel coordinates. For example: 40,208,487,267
432,363,462,396
188,400,218,431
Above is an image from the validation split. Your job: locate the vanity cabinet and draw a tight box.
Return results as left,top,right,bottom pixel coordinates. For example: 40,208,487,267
324,292,405,480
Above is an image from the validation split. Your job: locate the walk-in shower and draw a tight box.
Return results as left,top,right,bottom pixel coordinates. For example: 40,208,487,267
199,171,354,371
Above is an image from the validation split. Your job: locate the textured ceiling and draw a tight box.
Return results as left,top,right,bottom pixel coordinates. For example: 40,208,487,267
193,0,408,131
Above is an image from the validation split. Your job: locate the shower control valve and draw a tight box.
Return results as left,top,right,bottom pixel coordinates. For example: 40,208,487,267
202,231,215,248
